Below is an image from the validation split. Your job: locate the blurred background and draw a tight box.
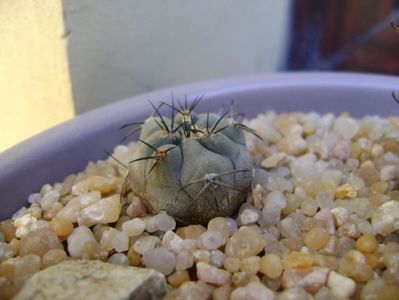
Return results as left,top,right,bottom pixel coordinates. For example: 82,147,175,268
0,0,398,152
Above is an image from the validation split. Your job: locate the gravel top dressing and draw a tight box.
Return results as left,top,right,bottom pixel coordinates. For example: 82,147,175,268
1,110,399,299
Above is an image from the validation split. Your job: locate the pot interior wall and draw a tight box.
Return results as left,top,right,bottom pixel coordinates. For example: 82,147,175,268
1,73,398,220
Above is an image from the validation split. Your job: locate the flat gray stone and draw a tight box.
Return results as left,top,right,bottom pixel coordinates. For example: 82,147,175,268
14,259,166,300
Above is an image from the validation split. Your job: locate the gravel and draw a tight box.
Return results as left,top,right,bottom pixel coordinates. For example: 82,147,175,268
1,110,399,299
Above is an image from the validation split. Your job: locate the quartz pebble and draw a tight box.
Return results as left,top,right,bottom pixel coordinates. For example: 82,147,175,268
196,261,231,286
67,226,97,258
327,271,356,299
56,191,101,222
20,228,63,257
282,267,329,294
142,247,176,275
0,242,16,262
371,200,399,236
107,253,129,265
230,281,275,300
261,152,287,169
198,230,225,250
133,236,160,255
259,253,283,279
225,226,265,258
77,194,121,227
1,254,41,281
162,230,184,253
122,218,145,237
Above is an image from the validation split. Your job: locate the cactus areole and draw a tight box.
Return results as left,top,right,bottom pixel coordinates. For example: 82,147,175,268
125,98,258,224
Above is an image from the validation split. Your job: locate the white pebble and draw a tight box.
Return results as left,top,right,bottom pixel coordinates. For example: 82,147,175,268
210,250,225,268
111,231,129,253
327,271,356,299
196,261,231,286
142,247,176,275
331,207,350,227
197,231,225,250
108,253,129,265
237,203,259,225
162,230,184,253
40,190,60,211
380,165,396,181
27,193,41,204
122,218,145,237
133,236,160,254
372,200,399,236
175,251,194,271
144,216,160,233
67,226,97,258
154,212,176,231
333,116,359,140
56,191,101,222
231,281,274,300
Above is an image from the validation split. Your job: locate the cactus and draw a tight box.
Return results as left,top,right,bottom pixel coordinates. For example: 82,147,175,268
124,98,259,224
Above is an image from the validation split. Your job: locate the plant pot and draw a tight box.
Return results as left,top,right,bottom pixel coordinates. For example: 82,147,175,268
1,72,399,220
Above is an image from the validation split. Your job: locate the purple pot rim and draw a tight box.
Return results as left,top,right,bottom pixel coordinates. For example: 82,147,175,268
3,71,399,157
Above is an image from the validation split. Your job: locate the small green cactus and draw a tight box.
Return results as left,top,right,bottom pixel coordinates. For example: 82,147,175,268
124,98,259,224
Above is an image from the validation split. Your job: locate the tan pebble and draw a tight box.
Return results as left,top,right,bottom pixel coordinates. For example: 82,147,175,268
213,284,231,300
356,234,378,253
167,270,190,288
81,240,108,261
240,256,260,275
127,247,141,266
277,135,307,156
282,267,329,294
41,249,67,268
232,272,252,287
192,249,210,263
261,152,287,169
126,197,146,218
230,281,275,300
359,160,380,186
0,220,16,242
49,217,74,237
208,217,230,242
77,194,122,227
331,207,350,227
223,257,241,273
86,175,117,195
20,228,63,257
282,251,314,269
196,261,231,286
335,183,358,199
225,226,265,258
42,202,63,220
314,254,338,270
338,259,373,282
259,253,283,279
304,227,329,250
0,254,41,281
0,276,17,299
370,144,384,158
177,224,206,240
164,281,214,300
333,140,352,160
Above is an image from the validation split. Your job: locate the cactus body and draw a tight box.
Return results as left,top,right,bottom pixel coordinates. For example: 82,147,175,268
127,101,254,224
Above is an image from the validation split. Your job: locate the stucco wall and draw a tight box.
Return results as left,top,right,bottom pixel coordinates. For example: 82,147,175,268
0,0,74,152
63,0,292,113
